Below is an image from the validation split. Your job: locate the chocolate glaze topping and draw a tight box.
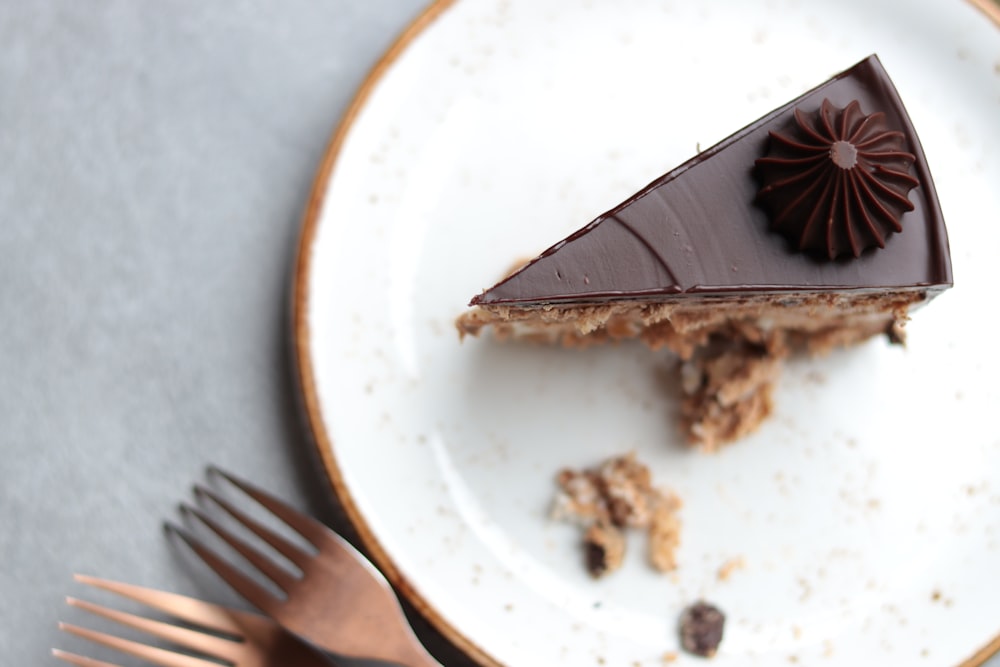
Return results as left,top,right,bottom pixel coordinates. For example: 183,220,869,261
470,56,952,308
754,99,919,260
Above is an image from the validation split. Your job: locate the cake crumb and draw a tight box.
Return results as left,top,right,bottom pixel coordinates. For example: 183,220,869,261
584,521,625,578
552,452,682,576
797,577,813,602
680,343,781,451
717,556,746,581
649,493,683,572
662,651,678,663
679,601,725,658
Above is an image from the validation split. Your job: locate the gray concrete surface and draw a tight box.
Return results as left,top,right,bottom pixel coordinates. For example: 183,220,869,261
0,2,475,665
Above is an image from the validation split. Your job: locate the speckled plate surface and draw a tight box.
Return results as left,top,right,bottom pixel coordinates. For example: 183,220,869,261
293,0,1000,664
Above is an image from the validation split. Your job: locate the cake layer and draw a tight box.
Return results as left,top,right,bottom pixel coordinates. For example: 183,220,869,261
459,290,921,358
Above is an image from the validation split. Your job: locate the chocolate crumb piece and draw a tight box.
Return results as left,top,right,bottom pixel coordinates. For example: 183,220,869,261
679,601,725,658
607,495,634,528
585,541,606,576
583,521,625,578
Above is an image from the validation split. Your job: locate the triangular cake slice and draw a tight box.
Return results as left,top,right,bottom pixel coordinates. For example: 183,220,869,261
458,55,952,449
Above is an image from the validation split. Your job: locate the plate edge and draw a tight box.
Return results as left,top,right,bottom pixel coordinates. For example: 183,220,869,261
966,0,1000,24
290,1,502,666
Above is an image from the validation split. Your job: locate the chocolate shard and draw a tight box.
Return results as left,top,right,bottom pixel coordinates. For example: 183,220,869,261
470,55,951,308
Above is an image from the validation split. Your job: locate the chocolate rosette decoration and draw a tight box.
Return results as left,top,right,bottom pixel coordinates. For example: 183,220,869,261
754,99,920,260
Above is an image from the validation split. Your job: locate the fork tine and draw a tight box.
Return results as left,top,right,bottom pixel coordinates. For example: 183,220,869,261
52,648,121,667
193,485,312,570
208,467,329,547
181,501,300,592
66,597,239,662
74,574,254,635
165,522,283,614
58,622,220,667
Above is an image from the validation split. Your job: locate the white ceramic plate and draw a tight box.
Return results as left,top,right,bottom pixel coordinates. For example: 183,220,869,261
294,1,1000,664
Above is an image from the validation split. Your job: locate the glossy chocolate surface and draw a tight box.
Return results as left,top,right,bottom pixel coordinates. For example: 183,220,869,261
471,56,952,307
754,99,920,260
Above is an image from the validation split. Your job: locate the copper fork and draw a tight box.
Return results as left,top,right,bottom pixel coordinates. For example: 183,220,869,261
55,574,335,667
167,467,440,667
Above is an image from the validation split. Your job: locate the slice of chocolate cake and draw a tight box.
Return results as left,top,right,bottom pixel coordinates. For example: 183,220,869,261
457,55,952,449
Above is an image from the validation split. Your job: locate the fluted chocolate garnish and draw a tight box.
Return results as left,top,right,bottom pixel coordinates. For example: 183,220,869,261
470,56,951,308
754,99,920,260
